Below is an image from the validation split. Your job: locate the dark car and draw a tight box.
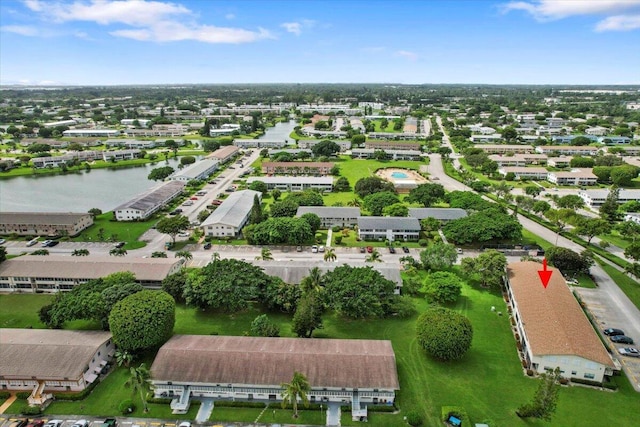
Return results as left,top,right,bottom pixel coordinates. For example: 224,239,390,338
9,419,29,427
114,241,125,248
359,247,366,253
402,246,410,253
46,240,59,247
26,421,45,427
611,335,634,344
604,328,625,336
388,246,396,254
203,242,212,250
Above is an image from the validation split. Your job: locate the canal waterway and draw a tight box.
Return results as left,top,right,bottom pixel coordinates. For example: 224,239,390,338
0,120,297,213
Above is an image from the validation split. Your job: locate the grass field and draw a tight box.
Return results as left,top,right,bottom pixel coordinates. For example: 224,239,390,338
2,284,639,426
70,212,157,249
333,156,426,187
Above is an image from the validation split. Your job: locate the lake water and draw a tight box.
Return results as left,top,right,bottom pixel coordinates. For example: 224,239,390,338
0,120,298,213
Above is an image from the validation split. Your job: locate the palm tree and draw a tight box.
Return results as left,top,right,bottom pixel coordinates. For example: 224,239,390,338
280,371,311,418
211,252,221,262
115,349,134,367
256,247,273,261
72,249,90,256
366,249,382,263
300,267,323,295
109,248,127,257
347,197,361,207
175,250,193,266
125,363,150,413
323,247,336,262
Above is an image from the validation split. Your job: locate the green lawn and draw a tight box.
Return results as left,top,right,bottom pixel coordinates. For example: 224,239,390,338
71,212,157,249
3,285,639,426
596,259,640,310
598,230,631,250
372,120,400,133
333,156,426,187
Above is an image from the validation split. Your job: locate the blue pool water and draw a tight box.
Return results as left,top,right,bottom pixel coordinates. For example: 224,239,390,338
391,172,408,178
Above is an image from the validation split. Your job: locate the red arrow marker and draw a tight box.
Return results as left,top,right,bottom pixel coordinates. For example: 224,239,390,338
538,258,553,289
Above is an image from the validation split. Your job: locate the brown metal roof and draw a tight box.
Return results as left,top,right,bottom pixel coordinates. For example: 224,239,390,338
208,145,239,159
0,256,181,282
507,262,614,367
0,329,112,380
262,162,335,168
151,335,399,390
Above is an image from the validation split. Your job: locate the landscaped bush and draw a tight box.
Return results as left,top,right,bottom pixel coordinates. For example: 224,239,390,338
16,392,31,399
0,391,11,399
20,404,43,415
418,239,428,247
213,401,267,408
441,406,471,427
119,399,136,414
527,369,534,376
406,410,424,426
560,378,569,385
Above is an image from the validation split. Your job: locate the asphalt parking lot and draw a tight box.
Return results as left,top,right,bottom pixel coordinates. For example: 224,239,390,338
574,287,640,391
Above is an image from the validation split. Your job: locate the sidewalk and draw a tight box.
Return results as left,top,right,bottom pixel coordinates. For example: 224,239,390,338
0,394,16,414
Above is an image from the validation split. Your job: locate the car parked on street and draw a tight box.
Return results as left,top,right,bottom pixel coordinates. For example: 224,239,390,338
366,246,373,253
402,246,410,253
604,328,625,336
114,241,125,248
311,245,318,253
318,245,325,253
46,240,59,247
26,421,44,427
43,420,63,427
72,420,89,427
611,335,634,344
0,238,6,245
296,246,302,252
41,240,52,247
618,347,640,358
388,246,396,254
359,246,366,253
9,419,28,427
203,242,212,250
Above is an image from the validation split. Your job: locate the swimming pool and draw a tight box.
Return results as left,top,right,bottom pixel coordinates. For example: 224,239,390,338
391,172,408,179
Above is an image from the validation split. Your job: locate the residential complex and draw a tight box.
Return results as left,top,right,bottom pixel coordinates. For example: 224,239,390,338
357,217,421,241
206,145,239,163
150,335,399,419
505,262,616,383
246,176,333,192
296,206,361,228
114,181,186,221
261,161,334,176
0,329,114,403
0,256,182,292
580,189,640,208
169,159,219,182
233,139,287,148
0,212,93,237
200,190,262,237
408,208,468,222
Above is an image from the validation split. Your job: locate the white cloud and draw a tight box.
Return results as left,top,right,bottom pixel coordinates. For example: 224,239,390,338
280,19,316,36
20,0,273,43
395,50,418,61
595,14,640,31
501,0,640,20
0,25,39,36
281,22,302,35
225,13,235,20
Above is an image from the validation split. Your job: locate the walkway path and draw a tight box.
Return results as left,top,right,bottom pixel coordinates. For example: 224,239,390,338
0,395,16,414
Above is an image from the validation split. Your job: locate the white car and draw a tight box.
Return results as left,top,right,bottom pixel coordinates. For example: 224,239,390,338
618,347,640,358
318,246,325,253
178,232,190,237
311,245,318,253
44,420,63,427
178,422,191,427
72,420,89,427
0,238,6,245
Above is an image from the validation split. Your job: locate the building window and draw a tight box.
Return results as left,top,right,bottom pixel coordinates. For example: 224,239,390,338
584,373,595,380
571,371,577,375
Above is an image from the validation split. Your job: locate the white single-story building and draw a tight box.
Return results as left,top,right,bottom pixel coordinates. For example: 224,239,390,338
246,176,333,192
547,169,598,186
169,159,219,182
580,188,640,209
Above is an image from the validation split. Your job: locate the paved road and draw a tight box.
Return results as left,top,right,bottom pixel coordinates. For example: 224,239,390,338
432,120,640,392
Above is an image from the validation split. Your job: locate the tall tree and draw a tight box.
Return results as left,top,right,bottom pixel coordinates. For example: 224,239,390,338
419,242,458,271
156,215,190,245
460,250,507,289
249,195,265,225
280,371,311,418
600,187,621,223
574,218,611,244
517,368,561,421
406,183,445,207
125,363,151,413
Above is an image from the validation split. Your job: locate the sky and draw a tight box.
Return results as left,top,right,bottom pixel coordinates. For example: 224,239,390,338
0,0,639,86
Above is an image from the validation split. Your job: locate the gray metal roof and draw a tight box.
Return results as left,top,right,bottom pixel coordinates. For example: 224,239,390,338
115,181,185,211
0,329,112,381
170,158,219,179
357,216,421,231
0,212,90,226
201,190,262,228
408,208,468,221
251,260,401,286
0,256,181,282
296,206,361,219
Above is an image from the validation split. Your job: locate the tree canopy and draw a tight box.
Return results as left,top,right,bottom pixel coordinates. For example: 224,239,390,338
109,290,175,353
147,166,174,181
460,250,507,289
311,140,340,157
363,191,400,216
416,307,473,361
323,265,397,318
156,215,190,244
546,247,593,277
354,176,396,198
419,242,458,271
443,208,522,244
244,217,313,245
406,183,446,207
424,271,463,304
